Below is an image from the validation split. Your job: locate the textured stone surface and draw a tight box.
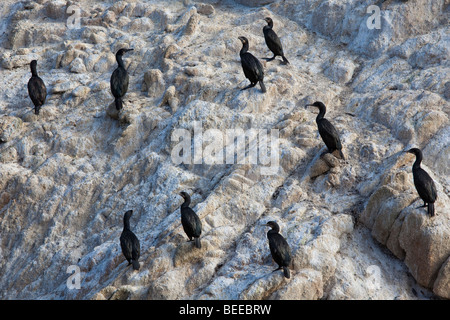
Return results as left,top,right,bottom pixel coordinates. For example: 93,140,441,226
0,0,448,300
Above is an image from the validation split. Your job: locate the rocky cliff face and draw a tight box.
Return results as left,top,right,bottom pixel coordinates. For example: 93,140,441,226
0,0,448,300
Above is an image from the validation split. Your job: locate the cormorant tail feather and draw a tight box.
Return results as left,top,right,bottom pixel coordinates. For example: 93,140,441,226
194,237,201,249
259,80,266,93
283,266,290,279
115,98,123,111
428,203,435,217
132,260,140,270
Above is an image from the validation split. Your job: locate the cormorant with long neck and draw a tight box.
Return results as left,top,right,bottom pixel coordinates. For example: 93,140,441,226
406,148,437,217
27,60,47,115
265,221,291,279
238,36,266,93
263,17,289,64
180,192,202,248
110,48,133,111
120,210,141,270
305,101,345,160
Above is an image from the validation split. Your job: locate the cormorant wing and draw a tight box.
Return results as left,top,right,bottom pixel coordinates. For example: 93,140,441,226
28,76,47,106
240,52,264,82
268,233,291,266
181,207,202,238
318,118,342,151
264,28,283,56
120,231,133,262
131,232,140,261
110,67,129,98
414,168,438,202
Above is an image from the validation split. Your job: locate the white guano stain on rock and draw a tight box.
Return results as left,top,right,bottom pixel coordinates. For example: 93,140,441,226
0,0,448,300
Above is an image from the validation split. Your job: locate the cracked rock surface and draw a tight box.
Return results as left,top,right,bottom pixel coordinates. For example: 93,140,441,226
0,0,448,300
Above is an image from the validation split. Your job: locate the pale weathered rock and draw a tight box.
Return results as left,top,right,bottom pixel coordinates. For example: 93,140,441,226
72,86,91,99
159,85,178,113
103,10,117,25
196,3,215,16
360,158,450,298
0,116,23,143
398,210,450,290
239,272,287,300
143,69,165,96
45,0,67,20
0,52,39,69
361,186,398,229
433,257,450,300
164,44,179,59
270,269,323,300
323,57,357,84
184,13,200,36
0,0,447,302
0,146,18,163
106,102,120,120
52,81,79,94
307,152,342,179
371,192,416,245
70,57,87,74
58,49,82,68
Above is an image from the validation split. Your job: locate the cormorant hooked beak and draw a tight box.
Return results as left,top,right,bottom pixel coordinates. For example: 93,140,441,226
116,48,134,56
305,104,318,112
305,102,323,109
405,148,418,155
179,192,189,200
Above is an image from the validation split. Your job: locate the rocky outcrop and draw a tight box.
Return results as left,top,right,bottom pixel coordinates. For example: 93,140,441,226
0,0,448,300
360,155,450,297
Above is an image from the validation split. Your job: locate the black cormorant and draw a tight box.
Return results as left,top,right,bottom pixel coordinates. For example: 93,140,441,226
305,101,345,160
120,210,141,270
238,36,266,93
27,60,47,115
406,148,437,217
263,17,289,65
265,221,291,279
110,48,133,111
180,191,202,249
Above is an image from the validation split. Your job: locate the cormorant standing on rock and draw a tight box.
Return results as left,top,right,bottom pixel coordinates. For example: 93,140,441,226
406,148,437,217
27,60,47,115
110,48,133,111
305,101,345,160
120,210,141,270
265,221,291,279
263,17,289,65
238,36,266,93
180,191,202,249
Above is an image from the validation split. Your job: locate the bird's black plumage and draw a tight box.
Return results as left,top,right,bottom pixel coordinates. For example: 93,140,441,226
263,17,289,64
120,210,141,270
180,192,202,248
265,221,291,279
27,60,47,115
406,148,437,217
110,48,133,110
238,36,266,93
306,101,345,160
